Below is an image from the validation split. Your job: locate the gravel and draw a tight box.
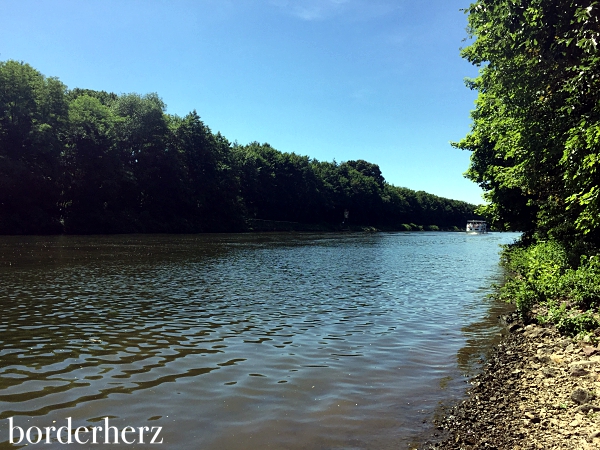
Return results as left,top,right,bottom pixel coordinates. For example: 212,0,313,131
419,321,600,449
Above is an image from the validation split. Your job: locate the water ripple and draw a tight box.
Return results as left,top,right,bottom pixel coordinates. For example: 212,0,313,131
0,232,518,448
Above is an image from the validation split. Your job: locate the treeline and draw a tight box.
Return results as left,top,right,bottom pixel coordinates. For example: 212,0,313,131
459,1,600,334
0,60,476,235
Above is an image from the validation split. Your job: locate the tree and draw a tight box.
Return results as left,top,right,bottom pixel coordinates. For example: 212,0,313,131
62,94,124,233
171,111,243,231
111,92,171,231
455,0,600,247
0,59,476,234
0,60,67,233
234,142,316,222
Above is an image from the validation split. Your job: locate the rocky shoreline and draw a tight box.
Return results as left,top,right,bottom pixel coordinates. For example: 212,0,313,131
420,319,600,449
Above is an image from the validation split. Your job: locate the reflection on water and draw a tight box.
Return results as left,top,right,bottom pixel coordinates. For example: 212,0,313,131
0,232,519,449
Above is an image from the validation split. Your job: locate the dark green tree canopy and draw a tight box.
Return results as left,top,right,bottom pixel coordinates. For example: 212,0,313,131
0,61,67,233
456,0,600,248
0,60,476,234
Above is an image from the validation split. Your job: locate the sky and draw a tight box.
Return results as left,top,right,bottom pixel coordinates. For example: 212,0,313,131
1,0,484,204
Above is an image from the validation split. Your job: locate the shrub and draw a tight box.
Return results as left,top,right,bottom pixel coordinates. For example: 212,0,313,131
556,310,599,335
497,241,600,335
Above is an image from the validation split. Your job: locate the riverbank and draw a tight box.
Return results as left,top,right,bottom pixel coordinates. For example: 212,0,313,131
420,318,600,449
245,218,462,232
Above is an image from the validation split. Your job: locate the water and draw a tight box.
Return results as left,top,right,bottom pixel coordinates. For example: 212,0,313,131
0,232,519,449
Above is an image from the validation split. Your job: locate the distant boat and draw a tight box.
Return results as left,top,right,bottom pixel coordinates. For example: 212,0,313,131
466,220,487,234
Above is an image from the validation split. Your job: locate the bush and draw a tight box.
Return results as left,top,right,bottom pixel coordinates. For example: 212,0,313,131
551,308,599,335
498,241,600,335
498,241,568,313
560,257,600,310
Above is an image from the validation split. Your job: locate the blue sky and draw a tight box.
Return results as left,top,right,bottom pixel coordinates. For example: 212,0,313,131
1,0,483,204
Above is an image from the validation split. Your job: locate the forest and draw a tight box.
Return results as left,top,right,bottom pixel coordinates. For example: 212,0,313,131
458,0,600,334
0,60,476,235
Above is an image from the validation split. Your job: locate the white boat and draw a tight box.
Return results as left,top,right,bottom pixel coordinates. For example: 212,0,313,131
466,220,487,234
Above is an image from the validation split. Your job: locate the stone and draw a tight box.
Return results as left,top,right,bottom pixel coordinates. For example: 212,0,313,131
570,360,598,370
536,354,551,364
508,322,522,332
421,325,600,450
572,388,593,405
559,338,572,348
541,367,556,378
589,431,600,442
572,368,591,377
577,404,600,414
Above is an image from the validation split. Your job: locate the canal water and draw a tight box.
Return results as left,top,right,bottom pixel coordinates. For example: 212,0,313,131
0,232,519,449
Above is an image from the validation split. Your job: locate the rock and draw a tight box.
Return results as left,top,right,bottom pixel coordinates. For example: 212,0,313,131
420,326,600,450
570,360,598,370
541,367,557,378
508,322,522,333
577,404,600,414
590,430,600,440
499,313,519,325
572,388,593,405
559,338,572,348
527,328,551,339
536,354,552,364
571,368,590,377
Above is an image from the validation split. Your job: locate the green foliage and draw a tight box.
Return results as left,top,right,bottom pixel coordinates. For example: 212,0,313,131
455,0,600,249
499,241,571,313
457,2,600,336
559,256,600,309
547,306,599,336
0,59,478,234
62,95,124,233
499,241,600,335
0,60,67,233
